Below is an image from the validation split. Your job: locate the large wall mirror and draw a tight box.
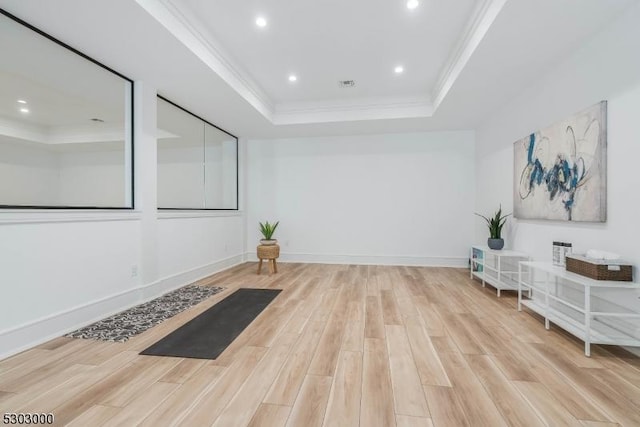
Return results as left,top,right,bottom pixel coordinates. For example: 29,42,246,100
157,97,238,210
0,10,133,209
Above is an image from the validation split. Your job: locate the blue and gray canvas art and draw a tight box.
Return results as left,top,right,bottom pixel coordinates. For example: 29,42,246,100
513,101,607,222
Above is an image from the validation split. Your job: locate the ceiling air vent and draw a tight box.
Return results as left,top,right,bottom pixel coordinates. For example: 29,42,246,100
338,80,355,88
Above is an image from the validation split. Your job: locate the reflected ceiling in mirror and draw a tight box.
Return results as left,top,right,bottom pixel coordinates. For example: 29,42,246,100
0,9,133,208
0,10,131,147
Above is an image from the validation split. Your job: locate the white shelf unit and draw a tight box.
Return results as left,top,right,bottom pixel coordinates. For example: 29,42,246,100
518,261,640,356
470,246,531,296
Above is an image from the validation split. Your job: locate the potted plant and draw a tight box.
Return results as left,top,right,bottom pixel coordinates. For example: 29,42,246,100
259,221,279,246
475,206,511,250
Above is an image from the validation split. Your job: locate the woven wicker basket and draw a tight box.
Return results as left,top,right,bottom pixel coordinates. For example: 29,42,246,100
257,244,280,259
565,255,632,281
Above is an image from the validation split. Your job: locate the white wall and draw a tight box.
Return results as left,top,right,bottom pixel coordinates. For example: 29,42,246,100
0,139,127,207
0,140,59,206
222,139,237,208
474,3,640,347
56,143,126,207
247,132,475,266
157,142,204,208
157,137,238,209
475,2,640,269
205,142,223,208
205,138,237,209
157,214,243,279
0,216,143,355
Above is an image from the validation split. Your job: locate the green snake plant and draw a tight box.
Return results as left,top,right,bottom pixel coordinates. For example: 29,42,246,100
259,221,279,240
475,206,511,239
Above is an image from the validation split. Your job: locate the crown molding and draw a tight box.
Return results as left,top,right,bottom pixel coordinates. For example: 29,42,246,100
431,0,508,110
0,117,47,143
273,97,433,125
0,118,132,145
134,0,275,121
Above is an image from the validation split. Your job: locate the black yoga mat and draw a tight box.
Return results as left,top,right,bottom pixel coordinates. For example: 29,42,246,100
140,288,281,360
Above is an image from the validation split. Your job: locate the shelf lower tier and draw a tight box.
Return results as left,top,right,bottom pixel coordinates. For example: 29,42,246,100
471,270,520,291
520,299,640,347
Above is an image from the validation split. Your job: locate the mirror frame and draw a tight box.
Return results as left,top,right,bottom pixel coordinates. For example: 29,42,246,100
157,95,239,211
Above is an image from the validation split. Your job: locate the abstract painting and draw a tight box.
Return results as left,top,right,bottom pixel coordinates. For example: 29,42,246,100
513,101,607,222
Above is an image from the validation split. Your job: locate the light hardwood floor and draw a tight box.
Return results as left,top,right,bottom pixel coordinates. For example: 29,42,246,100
1,263,639,426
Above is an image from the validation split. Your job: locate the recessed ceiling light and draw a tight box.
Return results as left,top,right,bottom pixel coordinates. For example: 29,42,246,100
394,66,404,74
19,108,29,113
288,75,297,82
17,99,27,104
407,0,419,10
256,17,267,27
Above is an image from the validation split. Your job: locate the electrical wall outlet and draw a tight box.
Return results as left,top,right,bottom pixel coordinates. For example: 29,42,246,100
131,265,138,277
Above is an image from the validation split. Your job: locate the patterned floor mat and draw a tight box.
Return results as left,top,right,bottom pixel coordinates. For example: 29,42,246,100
65,284,224,342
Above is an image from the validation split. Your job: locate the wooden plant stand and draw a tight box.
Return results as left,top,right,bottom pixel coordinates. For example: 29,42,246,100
257,244,280,275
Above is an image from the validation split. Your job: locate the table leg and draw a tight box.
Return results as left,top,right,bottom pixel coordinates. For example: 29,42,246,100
273,259,278,273
585,287,591,357
545,272,550,330
518,263,522,311
258,259,263,275
497,256,502,294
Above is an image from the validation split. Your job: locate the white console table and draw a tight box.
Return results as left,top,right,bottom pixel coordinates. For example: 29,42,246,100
470,246,531,296
518,261,640,356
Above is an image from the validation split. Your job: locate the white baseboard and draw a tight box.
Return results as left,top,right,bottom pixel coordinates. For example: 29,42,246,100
626,346,640,357
140,254,244,300
0,287,141,362
0,254,244,361
244,251,468,268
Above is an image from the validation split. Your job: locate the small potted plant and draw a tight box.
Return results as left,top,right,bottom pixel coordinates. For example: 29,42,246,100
475,206,510,250
259,221,279,246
